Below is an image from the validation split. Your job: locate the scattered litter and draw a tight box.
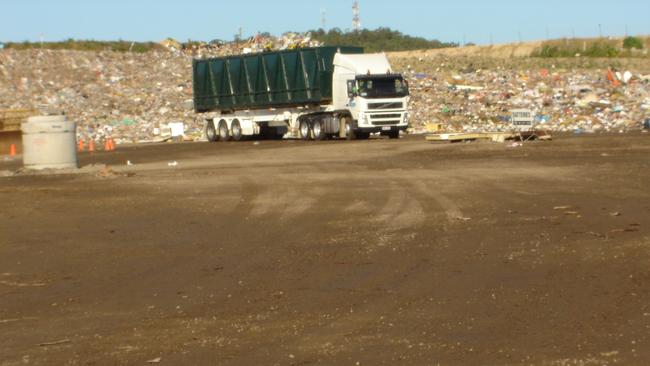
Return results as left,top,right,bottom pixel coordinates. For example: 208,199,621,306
146,357,162,363
398,56,650,135
0,317,38,324
167,161,178,167
95,166,134,178
0,279,46,287
553,206,572,210
600,350,619,357
38,339,71,347
610,212,621,216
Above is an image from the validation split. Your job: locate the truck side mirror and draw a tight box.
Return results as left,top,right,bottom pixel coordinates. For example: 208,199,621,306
347,80,356,98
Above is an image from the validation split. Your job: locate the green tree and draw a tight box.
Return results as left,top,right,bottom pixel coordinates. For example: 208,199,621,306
623,36,643,50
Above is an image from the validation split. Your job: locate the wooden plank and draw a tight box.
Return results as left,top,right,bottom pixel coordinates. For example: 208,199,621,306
426,132,514,142
0,109,38,132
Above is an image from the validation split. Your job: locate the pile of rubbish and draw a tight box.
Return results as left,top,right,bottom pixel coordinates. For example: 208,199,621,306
1,44,649,145
0,48,205,144
0,33,323,144
161,32,322,58
393,55,650,134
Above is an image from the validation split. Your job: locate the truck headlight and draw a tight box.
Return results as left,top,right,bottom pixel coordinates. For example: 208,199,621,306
404,112,409,124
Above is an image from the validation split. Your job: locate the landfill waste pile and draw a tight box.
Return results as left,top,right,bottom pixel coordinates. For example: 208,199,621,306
162,32,322,58
1,40,649,144
390,54,650,134
0,33,321,144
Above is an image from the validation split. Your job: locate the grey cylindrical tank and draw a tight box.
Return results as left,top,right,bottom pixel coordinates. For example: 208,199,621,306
21,115,78,170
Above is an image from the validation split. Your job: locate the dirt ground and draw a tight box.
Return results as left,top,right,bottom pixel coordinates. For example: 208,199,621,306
1,134,650,365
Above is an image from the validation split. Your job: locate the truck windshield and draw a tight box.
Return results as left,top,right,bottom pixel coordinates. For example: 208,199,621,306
356,76,408,98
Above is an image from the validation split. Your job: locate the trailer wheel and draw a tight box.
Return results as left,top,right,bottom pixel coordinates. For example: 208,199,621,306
218,120,230,141
312,120,326,140
299,120,311,140
231,120,242,141
206,120,218,142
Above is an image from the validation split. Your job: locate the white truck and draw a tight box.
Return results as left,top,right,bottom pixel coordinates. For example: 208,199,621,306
192,46,409,141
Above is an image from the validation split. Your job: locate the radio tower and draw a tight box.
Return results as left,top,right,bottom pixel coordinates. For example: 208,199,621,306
352,0,361,32
321,8,326,30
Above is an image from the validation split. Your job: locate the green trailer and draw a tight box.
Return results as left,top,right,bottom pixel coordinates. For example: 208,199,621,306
193,46,363,113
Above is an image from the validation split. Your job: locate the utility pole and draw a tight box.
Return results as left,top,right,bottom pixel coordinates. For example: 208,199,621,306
352,0,361,32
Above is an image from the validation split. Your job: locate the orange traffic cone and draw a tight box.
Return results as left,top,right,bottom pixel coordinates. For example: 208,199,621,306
9,144,16,157
77,139,85,152
110,138,116,151
88,139,95,152
104,139,111,151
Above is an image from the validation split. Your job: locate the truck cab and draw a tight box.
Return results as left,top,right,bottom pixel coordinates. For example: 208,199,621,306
332,53,409,138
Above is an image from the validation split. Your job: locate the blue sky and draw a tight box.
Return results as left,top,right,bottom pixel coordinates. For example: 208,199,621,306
2,0,649,45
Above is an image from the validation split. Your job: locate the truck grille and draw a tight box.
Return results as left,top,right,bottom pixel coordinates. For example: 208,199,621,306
367,102,403,110
370,114,401,120
372,120,401,126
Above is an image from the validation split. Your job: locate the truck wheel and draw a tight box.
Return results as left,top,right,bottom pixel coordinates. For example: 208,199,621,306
312,120,326,140
206,120,218,142
299,120,311,140
231,120,242,141
218,120,230,141
341,117,356,140
387,130,400,139
356,132,370,140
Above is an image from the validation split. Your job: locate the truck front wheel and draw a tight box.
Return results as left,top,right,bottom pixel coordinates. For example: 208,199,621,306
299,120,311,140
356,131,370,140
387,130,400,139
341,117,356,140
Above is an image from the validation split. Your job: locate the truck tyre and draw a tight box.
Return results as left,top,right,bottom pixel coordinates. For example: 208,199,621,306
387,130,400,139
206,120,218,142
218,120,230,141
231,120,242,141
356,131,370,140
312,120,326,140
341,117,356,140
299,120,311,140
